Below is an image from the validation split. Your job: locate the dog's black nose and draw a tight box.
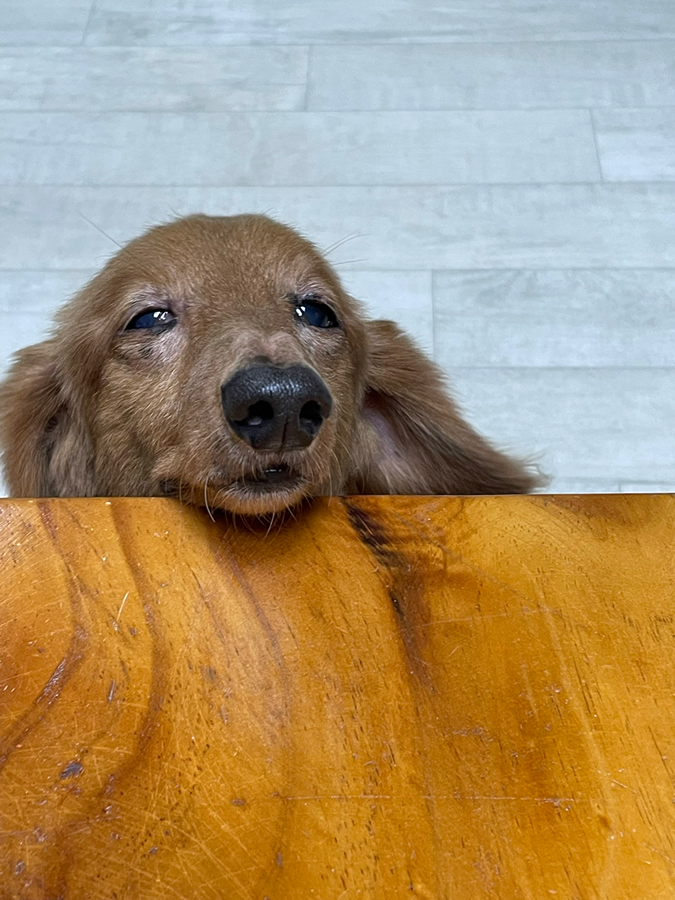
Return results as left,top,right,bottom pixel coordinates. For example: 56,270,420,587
221,364,333,451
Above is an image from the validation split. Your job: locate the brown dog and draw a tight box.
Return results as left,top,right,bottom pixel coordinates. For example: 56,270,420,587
0,214,541,515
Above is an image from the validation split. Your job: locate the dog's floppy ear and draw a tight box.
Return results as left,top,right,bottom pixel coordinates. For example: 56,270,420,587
350,320,542,495
0,341,94,497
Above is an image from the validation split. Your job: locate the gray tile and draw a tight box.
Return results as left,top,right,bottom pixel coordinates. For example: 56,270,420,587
0,311,56,378
3,185,675,270
594,109,675,181
0,110,600,186
619,482,675,492
433,269,675,367
0,47,309,112
0,190,124,268
0,271,95,379
546,479,623,493
0,0,92,45
83,0,675,45
0,269,94,313
309,42,675,111
338,270,434,354
446,367,675,483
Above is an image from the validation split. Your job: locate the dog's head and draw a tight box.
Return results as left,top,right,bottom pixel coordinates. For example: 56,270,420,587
0,214,541,513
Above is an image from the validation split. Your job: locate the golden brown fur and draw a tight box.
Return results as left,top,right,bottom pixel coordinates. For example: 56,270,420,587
0,214,542,514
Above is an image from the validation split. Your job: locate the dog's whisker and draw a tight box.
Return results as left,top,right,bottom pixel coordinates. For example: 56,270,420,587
203,477,215,522
327,257,369,268
321,232,362,257
328,445,344,497
264,511,276,538
76,210,123,249
287,505,298,524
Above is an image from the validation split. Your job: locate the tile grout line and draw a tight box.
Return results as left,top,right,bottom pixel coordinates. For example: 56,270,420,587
4,180,667,188
28,38,675,49
434,365,675,372
5,107,675,116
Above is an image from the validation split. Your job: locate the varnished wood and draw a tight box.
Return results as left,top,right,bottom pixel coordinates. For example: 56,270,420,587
1,495,674,899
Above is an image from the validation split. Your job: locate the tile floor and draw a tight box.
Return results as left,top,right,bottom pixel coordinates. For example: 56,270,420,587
1,0,674,493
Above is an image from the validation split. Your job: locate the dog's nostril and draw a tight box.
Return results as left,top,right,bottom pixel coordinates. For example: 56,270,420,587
299,400,324,436
236,400,274,428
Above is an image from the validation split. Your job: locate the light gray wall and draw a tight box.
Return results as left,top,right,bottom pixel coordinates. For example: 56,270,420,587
2,1,674,493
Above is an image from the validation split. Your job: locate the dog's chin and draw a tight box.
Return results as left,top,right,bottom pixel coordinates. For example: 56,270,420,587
224,468,310,515
167,464,314,516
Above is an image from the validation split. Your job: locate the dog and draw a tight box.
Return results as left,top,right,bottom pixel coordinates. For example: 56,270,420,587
0,214,542,515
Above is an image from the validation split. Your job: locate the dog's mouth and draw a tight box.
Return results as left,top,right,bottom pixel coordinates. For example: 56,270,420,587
222,462,309,514
233,463,302,493
159,462,310,515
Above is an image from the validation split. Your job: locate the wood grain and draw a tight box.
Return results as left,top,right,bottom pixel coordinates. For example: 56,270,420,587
1,494,674,899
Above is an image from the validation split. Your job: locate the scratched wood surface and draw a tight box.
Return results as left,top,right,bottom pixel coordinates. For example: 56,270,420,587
0,495,674,899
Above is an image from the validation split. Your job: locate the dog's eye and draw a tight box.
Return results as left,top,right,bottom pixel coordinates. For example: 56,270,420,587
295,298,340,329
126,309,176,331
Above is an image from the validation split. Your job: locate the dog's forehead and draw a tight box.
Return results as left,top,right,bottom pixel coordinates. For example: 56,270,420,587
130,214,334,296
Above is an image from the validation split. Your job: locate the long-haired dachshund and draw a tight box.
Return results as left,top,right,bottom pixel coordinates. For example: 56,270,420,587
0,215,541,515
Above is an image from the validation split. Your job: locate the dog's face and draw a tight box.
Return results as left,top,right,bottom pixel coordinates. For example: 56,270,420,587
71,215,369,514
0,214,541,513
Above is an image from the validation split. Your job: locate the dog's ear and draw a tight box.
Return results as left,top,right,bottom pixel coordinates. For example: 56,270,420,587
0,341,94,497
350,320,542,495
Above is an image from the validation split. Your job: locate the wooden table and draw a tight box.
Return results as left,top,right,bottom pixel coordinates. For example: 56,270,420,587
1,495,674,899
